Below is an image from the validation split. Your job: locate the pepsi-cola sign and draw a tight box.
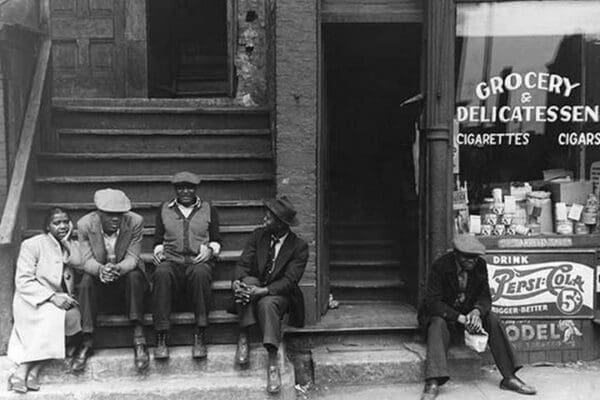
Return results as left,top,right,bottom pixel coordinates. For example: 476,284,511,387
484,253,595,318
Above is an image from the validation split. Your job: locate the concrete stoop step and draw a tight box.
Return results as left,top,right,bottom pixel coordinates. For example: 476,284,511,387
312,343,482,387
0,345,295,400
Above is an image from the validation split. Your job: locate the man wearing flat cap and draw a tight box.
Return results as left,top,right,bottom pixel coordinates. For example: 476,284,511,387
75,189,149,372
152,171,222,359
418,234,536,400
231,196,308,394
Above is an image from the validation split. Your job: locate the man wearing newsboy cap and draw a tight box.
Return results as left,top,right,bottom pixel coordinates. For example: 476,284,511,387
231,196,308,394
74,189,149,373
151,172,222,360
418,235,536,400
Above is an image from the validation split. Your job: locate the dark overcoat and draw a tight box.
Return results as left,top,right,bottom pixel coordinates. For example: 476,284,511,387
230,227,309,327
418,252,492,328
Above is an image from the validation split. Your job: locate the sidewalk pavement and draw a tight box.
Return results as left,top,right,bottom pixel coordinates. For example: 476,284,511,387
306,361,600,400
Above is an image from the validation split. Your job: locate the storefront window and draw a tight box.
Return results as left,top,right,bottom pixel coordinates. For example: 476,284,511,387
455,1,600,237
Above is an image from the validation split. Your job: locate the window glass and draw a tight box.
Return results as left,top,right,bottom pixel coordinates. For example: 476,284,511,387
455,1,600,237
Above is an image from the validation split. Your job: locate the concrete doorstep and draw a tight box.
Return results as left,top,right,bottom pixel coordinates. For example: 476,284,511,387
0,345,296,400
312,343,482,388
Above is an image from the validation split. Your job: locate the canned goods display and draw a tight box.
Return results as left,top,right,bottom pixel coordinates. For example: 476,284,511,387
575,222,589,235
483,213,498,225
493,224,505,236
481,225,493,236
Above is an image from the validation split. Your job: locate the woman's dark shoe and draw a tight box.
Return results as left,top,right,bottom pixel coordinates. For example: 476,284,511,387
26,372,41,391
421,379,439,400
500,377,537,395
71,344,93,373
7,374,27,394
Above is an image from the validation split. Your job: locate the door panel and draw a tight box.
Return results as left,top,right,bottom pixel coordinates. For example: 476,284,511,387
50,0,126,97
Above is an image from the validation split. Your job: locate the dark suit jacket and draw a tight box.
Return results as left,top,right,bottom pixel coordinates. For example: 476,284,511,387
418,252,492,327
77,211,147,279
232,227,309,327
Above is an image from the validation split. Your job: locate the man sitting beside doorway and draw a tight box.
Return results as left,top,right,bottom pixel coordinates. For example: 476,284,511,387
231,196,308,394
418,234,536,400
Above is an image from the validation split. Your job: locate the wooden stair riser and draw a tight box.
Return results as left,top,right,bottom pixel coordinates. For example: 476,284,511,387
331,287,409,302
34,180,275,202
330,264,404,281
92,322,259,348
53,110,270,131
94,285,236,315
57,132,272,153
28,204,265,227
330,247,399,260
39,157,273,176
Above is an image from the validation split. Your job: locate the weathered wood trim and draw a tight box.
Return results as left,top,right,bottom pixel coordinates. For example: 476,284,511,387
321,0,423,23
420,0,455,300
0,37,50,244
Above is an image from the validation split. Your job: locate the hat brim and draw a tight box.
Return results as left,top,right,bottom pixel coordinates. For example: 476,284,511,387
264,200,299,226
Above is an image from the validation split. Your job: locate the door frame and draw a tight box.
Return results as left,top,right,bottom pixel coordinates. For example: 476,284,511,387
317,1,426,316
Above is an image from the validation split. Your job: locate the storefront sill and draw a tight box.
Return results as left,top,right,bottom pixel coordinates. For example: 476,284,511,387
479,234,600,250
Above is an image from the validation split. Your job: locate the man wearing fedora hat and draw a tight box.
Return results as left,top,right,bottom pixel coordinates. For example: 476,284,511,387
151,171,222,360
231,196,308,394
74,189,149,372
418,234,536,400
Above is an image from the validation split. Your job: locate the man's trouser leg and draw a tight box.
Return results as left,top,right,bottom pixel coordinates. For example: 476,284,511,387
152,261,180,331
424,316,451,384
77,273,98,337
484,312,521,378
237,276,262,328
256,295,289,347
185,263,212,328
124,268,148,344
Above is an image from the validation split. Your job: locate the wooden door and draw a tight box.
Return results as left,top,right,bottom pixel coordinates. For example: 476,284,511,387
50,0,126,97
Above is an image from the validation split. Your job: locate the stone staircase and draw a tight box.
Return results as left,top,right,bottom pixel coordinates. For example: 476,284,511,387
0,345,295,399
25,98,275,346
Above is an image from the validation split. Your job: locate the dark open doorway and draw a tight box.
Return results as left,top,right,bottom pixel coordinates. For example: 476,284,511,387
147,0,233,98
324,23,422,306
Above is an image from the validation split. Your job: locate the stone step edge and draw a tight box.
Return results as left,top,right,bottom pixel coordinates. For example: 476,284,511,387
25,224,259,237
0,345,290,385
0,371,296,400
312,343,482,386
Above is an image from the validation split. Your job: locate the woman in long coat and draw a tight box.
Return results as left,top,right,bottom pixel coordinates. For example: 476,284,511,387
7,208,81,393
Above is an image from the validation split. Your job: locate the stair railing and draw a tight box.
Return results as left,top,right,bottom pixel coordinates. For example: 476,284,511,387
0,0,50,353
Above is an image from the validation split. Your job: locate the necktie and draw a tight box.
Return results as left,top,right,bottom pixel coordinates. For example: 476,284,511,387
262,236,280,283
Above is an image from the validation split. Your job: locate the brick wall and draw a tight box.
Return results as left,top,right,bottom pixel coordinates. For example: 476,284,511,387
275,0,318,324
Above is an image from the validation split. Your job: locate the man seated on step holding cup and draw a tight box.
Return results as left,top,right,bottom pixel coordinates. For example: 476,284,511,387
152,171,222,360
418,234,536,400
75,189,150,373
231,196,308,394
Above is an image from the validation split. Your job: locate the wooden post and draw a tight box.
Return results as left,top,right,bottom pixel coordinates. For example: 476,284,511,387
420,0,455,293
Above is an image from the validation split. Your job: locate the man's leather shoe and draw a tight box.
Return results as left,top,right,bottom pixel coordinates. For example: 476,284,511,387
235,338,250,365
500,377,537,395
192,331,207,359
266,365,281,394
154,333,169,360
134,343,149,371
71,345,93,373
420,380,439,400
